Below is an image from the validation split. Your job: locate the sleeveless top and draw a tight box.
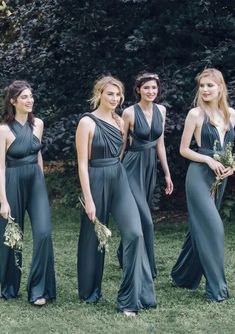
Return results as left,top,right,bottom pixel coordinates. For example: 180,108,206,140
6,120,42,167
198,120,234,157
80,113,123,160
128,103,163,151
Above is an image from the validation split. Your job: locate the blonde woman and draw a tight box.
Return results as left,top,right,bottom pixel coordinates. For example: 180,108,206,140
76,75,156,316
171,68,235,301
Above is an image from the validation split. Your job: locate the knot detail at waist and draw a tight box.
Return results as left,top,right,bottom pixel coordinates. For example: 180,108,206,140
128,139,157,152
89,157,120,167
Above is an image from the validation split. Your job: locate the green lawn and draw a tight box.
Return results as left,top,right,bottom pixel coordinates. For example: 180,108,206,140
0,206,234,334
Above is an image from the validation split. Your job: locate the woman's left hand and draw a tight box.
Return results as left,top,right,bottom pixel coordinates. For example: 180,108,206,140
165,176,174,195
220,167,234,179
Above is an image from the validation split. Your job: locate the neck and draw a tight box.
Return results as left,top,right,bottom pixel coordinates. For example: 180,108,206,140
15,113,28,125
95,107,115,119
138,100,153,112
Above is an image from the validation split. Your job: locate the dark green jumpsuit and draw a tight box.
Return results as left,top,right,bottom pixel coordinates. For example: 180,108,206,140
117,103,163,278
171,120,234,301
0,120,56,303
77,113,156,312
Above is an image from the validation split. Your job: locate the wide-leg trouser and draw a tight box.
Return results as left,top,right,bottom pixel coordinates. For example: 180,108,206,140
0,163,56,302
171,162,228,301
77,160,156,311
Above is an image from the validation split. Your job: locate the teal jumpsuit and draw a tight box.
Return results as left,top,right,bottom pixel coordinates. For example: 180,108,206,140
117,103,163,278
0,120,56,303
77,113,156,312
171,120,234,301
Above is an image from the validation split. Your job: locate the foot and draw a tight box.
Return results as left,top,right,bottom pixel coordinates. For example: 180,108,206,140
34,298,46,306
123,310,137,317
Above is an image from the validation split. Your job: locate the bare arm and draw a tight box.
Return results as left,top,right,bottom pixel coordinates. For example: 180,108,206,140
120,107,133,160
180,109,226,176
35,118,44,173
76,117,96,222
0,126,11,218
156,105,173,195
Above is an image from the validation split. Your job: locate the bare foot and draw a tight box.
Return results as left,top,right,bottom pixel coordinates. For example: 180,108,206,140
34,298,46,306
123,310,137,317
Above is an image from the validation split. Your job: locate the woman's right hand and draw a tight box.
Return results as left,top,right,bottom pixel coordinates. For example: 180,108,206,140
0,201,11,220
85,198,96,223
206,156,225,176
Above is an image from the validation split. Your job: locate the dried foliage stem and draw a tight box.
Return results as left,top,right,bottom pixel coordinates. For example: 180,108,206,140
79,197,112,252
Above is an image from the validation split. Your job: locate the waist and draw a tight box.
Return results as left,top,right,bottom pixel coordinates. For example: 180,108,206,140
6,156,38,168
128,139,157,152
89,157,120,167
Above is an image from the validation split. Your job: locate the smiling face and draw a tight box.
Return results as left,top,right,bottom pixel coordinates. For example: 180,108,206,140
99,83,121,110
11,88,34,114
199,77,221,103
138,80,158,102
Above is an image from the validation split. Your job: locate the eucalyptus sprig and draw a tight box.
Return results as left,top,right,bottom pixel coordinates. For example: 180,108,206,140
4,215,23,271
210,140,235,198
79,197,112,252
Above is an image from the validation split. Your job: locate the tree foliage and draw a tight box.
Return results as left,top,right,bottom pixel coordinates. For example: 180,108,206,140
0,0,234,206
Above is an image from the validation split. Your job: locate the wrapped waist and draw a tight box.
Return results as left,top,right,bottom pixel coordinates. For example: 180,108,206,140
89,157,120,167
6,156,38,168
128,139,157,152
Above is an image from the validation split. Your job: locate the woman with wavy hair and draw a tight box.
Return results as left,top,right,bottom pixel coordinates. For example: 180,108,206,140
76,75,156,316
0,80,56,305
171,68,235,301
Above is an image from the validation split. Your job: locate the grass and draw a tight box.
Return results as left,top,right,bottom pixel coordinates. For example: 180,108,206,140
0,205,235,334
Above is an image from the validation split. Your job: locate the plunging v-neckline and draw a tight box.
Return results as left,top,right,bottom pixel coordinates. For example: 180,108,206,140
137,104,154,129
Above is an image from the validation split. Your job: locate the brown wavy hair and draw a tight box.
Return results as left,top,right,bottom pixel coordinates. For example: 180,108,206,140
1,80,35,126
193,68,230,126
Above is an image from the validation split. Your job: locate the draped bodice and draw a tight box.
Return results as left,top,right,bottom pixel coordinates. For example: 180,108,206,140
80,113,123,160
6,120,42,167
129,103,163,147
198,121,234,156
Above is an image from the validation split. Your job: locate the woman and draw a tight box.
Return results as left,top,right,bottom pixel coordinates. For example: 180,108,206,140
171,68,235,301
76,75,156,316
0,80,56,305
117,72,173,278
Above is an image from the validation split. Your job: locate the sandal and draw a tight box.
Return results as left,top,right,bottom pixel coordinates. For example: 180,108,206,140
34,298,46,306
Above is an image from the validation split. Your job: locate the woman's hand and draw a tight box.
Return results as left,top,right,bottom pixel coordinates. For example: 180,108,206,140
165,175,174,195
85,198,96,223
206,157,226,176
220,166,234,179
0,201,11,220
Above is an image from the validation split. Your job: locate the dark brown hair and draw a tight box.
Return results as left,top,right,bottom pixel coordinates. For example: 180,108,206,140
134,71,160,100
2,80,35,126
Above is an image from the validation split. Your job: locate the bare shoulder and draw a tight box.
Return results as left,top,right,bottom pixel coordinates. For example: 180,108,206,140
34,117,44,127
77,115,95,131
187,107,203,120
0,123,10,135
229,107,235,126
156,103,166,116
123,105,134,117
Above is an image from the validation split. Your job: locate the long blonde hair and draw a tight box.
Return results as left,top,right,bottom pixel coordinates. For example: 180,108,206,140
89,75,125,134
193,68,230,126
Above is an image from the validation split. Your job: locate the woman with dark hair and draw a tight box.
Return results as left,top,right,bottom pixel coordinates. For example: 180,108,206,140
0,80,56,305
171,68,235,301
117,72,173,278
76,75,156,316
